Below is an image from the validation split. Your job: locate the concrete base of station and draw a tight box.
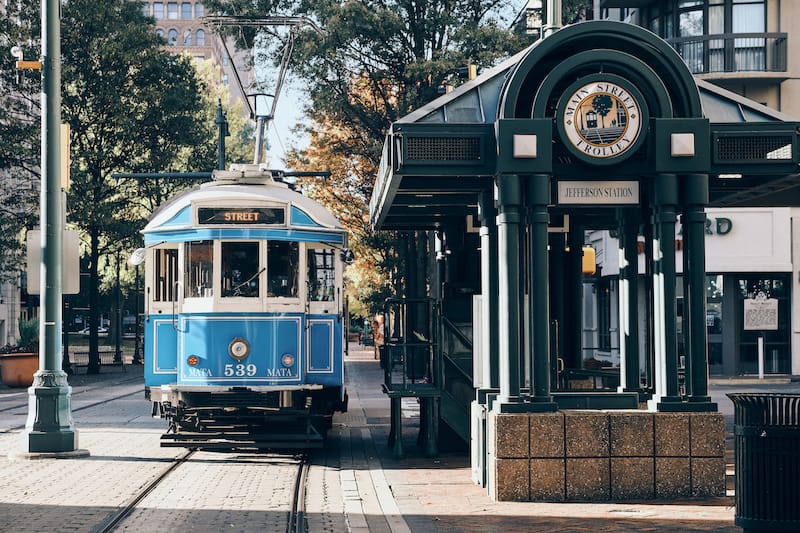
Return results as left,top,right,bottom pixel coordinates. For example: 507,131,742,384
485,410,725,502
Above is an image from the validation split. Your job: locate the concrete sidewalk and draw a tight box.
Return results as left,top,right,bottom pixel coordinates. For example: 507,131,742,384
342,343,739,532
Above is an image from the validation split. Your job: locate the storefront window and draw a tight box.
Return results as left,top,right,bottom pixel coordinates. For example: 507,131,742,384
736,275,790,374
641,0,766,74
706,274,724,369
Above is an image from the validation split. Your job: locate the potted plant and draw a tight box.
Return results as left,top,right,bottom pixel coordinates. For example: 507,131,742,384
0,317,40,387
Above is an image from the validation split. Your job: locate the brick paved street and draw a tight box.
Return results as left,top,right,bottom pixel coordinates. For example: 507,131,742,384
0,345,765,532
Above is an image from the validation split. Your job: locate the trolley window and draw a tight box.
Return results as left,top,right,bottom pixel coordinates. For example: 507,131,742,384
154,248,178,302
267,241,299,297
308,248,335,302
186,240,213,298
222,241,261,297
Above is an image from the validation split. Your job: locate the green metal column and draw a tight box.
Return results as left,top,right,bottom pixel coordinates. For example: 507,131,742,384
654,174,683,409
478,192,499,390
642,209,655,396
495,175,522,408
526,174,557,411
566,222,584,368
682,174,716,410
20,0,85,455
620,209,642,393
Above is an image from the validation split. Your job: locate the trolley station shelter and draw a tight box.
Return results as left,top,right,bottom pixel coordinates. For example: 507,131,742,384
369,21,800,501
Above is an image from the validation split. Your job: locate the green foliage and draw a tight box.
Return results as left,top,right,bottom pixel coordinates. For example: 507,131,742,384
62,0,214,238
0,1,43,283
16,317,39,352
563,0,594,24
204,0,531,310
55,0,215,371
0,317,39,353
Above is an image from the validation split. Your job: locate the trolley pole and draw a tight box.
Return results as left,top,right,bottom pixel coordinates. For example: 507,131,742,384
18,0,86,457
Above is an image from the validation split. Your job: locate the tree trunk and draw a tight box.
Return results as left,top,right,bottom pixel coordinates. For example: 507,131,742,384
86,229,101,374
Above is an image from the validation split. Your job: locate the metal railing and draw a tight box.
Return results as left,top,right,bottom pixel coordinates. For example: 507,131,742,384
665,32,787,75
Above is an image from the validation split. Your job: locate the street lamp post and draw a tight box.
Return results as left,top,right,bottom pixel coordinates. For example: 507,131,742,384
18,0,87,457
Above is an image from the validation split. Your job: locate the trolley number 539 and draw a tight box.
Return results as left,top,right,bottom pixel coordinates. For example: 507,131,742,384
224,363,257,377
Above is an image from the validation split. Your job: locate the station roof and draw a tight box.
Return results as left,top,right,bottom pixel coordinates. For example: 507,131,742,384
370,39,800,231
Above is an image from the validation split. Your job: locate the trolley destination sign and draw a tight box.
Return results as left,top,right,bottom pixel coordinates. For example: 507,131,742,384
197,207,285,225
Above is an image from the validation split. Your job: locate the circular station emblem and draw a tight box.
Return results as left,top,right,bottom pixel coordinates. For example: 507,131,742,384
557,77,647,165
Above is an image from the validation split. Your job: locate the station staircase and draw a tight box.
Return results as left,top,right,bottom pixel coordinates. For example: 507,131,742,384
379,298,473,456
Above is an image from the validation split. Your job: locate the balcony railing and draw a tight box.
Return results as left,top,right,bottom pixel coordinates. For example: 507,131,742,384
665,32,788,75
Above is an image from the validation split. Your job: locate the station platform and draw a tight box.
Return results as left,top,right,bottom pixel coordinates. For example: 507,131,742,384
0,344,738,532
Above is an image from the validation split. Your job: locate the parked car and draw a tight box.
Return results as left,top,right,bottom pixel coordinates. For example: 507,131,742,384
79,326,108,337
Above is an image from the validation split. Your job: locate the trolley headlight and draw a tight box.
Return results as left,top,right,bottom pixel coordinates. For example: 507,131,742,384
281,354,295,367
187,355,199,366
228,337,250,361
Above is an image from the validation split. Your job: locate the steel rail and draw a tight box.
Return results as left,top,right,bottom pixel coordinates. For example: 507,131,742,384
287,453,310,533
93,449,196,533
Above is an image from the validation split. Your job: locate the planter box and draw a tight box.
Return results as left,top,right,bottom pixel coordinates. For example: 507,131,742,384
0,353,38,387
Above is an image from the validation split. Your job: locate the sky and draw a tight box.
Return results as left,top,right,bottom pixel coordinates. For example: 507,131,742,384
251,31,309,170
262,76,307,168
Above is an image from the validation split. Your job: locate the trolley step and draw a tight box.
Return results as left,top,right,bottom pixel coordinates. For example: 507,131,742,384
161,428,324,450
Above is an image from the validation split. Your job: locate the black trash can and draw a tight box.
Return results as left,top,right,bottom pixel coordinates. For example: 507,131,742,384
727,393,800,533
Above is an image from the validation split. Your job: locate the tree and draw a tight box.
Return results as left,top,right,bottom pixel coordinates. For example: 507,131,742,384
592,94,613,128
0,2,42,288
61,0,214,372
203,0,531,310
203,1,593,310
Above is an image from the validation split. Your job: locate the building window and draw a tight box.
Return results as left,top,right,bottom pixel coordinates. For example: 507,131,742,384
167,1,178,19
195,3,204,17
142,3,150,17
196,29,206,46
167,28,178,45
181,2,192,19
222,73,229,86
155,28,165,39
643,0,766,73
183,28,192,45
153,1,164,19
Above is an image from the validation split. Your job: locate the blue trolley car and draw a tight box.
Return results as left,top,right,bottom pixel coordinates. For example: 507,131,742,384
139,164,349,449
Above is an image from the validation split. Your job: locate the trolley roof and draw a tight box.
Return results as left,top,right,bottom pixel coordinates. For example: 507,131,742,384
143,168,344,243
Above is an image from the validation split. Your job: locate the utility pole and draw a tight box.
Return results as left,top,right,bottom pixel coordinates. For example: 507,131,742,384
17,0,87,457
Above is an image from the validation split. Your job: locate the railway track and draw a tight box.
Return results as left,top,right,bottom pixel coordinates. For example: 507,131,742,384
1,375,318,532
93,450,311,533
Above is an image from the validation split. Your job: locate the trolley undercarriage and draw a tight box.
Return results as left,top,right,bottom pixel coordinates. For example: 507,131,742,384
151,386,345,450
